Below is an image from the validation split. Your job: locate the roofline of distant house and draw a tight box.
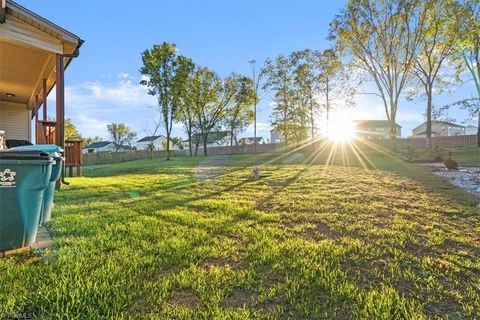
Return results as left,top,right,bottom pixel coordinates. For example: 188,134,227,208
411,120,465,132
353,120,402,128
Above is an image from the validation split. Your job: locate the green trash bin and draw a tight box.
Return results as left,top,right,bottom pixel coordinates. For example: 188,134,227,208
0,150,53,252
11,145,64,224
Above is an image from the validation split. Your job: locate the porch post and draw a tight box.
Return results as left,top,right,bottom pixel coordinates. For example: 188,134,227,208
55,54,65,148
35,95,39,144
42,78,47,121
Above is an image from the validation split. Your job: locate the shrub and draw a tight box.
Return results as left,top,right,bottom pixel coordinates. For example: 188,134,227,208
430,145,445,162
444,151,458,170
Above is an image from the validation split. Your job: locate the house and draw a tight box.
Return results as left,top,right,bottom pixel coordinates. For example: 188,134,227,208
411,121,466,137
136,135,166,151
270,129,283,143
353,120,401,140
83,141,130,154
466,125,478,135
239,137,265,145
0,0,84,171
186,131,232,149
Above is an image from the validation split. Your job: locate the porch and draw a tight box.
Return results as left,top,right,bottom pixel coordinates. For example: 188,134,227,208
0,0,84,176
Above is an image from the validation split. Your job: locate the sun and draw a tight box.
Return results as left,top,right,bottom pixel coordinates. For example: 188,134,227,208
326,117,356,142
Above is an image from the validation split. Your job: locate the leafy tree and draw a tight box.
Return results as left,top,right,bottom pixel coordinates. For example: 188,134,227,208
223,74,255,152
176,70,200,156
64,118,82,141
330,0,425,150
316,49,354,135
262,54,307,147
408,0,460,149
455,0,480,146
170,137,184,150
190,67,238,156
249,59,262,153
140,42,194,159
107,123,136,151
291,49,321,139
83,136,103,147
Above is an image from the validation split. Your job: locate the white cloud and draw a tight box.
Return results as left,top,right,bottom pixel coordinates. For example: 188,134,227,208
117,72,130,79
75,115,109,139
63,76,158,138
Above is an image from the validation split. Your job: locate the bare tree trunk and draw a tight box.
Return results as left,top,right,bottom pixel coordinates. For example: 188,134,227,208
254,103,257,154
390,117,397,152
203,133,208,156
310,106,314,139
426,83,433,149
166,134,170,160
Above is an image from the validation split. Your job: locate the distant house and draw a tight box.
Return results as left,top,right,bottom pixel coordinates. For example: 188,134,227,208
354,120,401,140
239,137,265,145
187,131,232,149
270,129,283,143
83,141,130,154
465,125,478,135
136,135,167,151
411,121,466,137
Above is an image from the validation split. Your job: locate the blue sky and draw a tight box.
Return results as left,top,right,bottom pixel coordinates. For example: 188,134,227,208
20,0,476,140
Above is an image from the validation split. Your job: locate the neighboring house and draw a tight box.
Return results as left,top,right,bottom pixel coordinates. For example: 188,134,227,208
83,141,130,154
239,137,265,145
411,121,466,137
188,131,232,149
0,0,82,148
465,125,478,135
136,135,166,151
353,120,402,140
270,130,283,143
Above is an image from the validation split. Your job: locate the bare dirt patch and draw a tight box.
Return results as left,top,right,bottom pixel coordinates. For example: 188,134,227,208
199,257,246,271
224,290,257,309
168,290,200,309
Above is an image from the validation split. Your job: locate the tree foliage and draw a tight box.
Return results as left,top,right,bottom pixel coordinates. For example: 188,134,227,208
330,0,426,149
262,54,307,146
107,123,136,150
140,42,194,159
64,118,82,141
223,74,256,150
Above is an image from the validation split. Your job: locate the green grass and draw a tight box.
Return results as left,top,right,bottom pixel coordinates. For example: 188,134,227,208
1,144,479,319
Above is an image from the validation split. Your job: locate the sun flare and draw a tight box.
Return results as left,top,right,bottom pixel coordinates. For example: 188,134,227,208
326,117,356,142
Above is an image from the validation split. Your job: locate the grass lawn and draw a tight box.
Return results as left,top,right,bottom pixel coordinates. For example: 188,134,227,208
1,145,479,319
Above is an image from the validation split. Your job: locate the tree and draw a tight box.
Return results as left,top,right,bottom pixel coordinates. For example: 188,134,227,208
64,118,82,141
408,0,459,149
455,0,480,146
291,49,321,139
107,123,136,151
262,54,307,147
316,49,354,135
223,74,255,153
83,136,102,147
249,59,262,153
190,67,238,156
330,0,426,150
140,42,194,160
170,137,184,150
176,69,199,156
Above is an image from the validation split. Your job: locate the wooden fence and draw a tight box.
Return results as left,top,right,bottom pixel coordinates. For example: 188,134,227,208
83,135,477,166
372,134,478,149
83,143,283,166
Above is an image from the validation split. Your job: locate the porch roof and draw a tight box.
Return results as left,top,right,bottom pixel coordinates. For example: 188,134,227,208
0,0,83,110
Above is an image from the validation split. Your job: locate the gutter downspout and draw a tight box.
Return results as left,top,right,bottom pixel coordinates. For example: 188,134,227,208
57,40,83,187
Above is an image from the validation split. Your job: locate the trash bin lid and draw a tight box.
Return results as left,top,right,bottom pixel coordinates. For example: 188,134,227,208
0,150,53,160
11,144,63,153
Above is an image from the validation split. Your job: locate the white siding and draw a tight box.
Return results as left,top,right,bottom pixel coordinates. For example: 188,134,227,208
0,101,31,141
